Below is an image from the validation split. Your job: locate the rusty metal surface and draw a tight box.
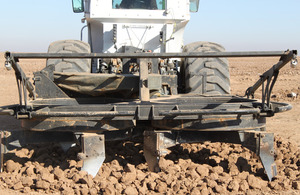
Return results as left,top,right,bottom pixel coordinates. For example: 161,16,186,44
159,108,260,116
18,95,267,132
152,115,266,131
22,118,136,132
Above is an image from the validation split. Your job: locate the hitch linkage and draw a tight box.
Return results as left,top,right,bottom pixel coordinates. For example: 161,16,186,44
245,50,297,114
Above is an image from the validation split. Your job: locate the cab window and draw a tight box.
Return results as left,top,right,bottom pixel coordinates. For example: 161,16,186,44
72,0,84,13
189,0,199,12
113,0,165,10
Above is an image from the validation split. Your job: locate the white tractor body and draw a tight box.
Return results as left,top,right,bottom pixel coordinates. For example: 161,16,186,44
79,0,197,53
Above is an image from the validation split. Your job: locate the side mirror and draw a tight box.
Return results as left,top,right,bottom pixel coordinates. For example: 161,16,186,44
189,0,200,12
72,0,84,13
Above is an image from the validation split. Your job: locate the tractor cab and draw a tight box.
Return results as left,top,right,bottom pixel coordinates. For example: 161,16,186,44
71,0,200,54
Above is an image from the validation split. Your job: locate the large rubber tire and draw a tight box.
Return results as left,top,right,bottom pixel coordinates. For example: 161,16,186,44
46,40,91,73
184,41,230,95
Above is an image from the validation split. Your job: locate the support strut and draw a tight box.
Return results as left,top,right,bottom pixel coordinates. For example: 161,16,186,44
240,131,277,181
143,131,176,172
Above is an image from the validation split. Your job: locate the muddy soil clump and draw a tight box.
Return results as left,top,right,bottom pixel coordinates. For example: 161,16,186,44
0,136,299,194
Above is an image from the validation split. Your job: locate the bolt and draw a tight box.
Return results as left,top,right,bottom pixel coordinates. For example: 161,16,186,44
5,61,12,71
291,58,298,68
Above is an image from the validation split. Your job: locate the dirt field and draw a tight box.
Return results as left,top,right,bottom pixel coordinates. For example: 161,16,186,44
0,53,299,194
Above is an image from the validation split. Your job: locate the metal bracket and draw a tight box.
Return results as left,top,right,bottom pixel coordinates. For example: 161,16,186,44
239,131,277,181
138,58,150,102
79,133,105,177
16,105,32,119
245,50,297,114
4,53,36,111
143,131,177,172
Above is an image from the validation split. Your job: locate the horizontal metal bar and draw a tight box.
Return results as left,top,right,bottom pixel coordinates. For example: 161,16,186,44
159,108,260,116
0,109,14,116
5,51,296,59
31,110,136,117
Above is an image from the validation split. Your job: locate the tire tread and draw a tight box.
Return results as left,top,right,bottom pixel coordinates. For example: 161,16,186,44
184,41,230,94
46,40,91,73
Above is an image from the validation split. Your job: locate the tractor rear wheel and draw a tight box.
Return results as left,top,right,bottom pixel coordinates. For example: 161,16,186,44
183,41,230,95
46,40,91,73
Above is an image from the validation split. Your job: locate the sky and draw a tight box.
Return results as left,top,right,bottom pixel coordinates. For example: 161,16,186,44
0,0,299,52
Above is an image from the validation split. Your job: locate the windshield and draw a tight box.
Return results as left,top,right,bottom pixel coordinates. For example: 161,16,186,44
112,0,165,10
189,0,200,12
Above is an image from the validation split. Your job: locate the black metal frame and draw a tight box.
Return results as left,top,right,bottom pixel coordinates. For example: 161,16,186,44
245,50,297,113
5,50,297,59
1,49,298,180
3,50,297,115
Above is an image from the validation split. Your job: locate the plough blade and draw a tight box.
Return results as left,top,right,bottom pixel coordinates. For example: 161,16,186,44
143,130,277,181
79,133,105,177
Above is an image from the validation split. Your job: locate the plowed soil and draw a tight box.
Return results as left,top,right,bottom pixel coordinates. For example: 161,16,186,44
0,53,299,194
